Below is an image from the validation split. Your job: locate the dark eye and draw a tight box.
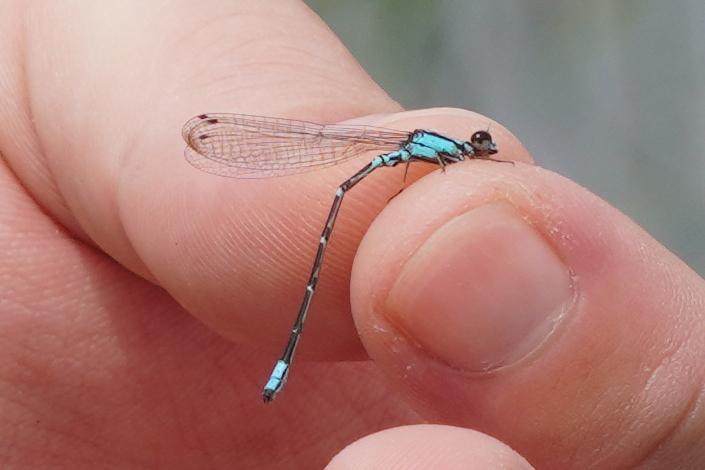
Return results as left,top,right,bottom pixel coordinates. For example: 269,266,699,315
470,130,492,146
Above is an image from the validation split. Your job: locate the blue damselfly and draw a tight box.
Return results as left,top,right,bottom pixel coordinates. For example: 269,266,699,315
182,113,499,402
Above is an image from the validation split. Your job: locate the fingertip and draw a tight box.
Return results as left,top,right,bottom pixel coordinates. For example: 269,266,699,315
326,424,533,470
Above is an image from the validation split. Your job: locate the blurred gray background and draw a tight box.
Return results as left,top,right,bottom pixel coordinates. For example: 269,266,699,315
307,0,705,275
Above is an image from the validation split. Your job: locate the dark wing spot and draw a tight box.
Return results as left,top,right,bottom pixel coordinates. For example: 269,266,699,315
198,134,209,140
197,114,208,119
206,118,218,124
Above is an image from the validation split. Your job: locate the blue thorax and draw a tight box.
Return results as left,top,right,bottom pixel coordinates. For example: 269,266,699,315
406,131,463,158
375,130,467,167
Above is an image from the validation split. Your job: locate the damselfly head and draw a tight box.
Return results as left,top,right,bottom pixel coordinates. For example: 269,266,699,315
468,130,498,157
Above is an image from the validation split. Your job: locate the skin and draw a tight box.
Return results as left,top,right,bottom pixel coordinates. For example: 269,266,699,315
1,0,704,468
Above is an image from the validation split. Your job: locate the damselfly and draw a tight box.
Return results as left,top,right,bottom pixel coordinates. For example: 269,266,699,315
182,113,499,402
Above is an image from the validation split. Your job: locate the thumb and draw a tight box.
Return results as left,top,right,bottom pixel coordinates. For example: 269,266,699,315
351,156,705,468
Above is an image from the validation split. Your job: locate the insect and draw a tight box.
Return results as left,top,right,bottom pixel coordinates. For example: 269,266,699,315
182,113,499,402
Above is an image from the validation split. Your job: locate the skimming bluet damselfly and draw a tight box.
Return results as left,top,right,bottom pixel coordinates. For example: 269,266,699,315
182,113,499,402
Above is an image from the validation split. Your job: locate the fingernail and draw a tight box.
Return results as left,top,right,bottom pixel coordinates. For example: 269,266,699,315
385,202,574,371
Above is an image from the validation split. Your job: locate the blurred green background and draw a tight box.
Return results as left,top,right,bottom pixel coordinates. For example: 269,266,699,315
306,0,705,275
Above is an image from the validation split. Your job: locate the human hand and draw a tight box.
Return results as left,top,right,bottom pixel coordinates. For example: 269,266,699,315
2,1,704,468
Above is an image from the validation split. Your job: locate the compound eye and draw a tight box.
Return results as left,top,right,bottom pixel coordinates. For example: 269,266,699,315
470,130,493,146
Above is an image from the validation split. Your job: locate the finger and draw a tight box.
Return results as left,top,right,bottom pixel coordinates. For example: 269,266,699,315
351,161,705,468
327,424,533,470
0,0,397,355
0,1,530,360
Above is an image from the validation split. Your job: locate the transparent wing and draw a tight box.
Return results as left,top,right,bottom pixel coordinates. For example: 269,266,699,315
182,113,410,178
